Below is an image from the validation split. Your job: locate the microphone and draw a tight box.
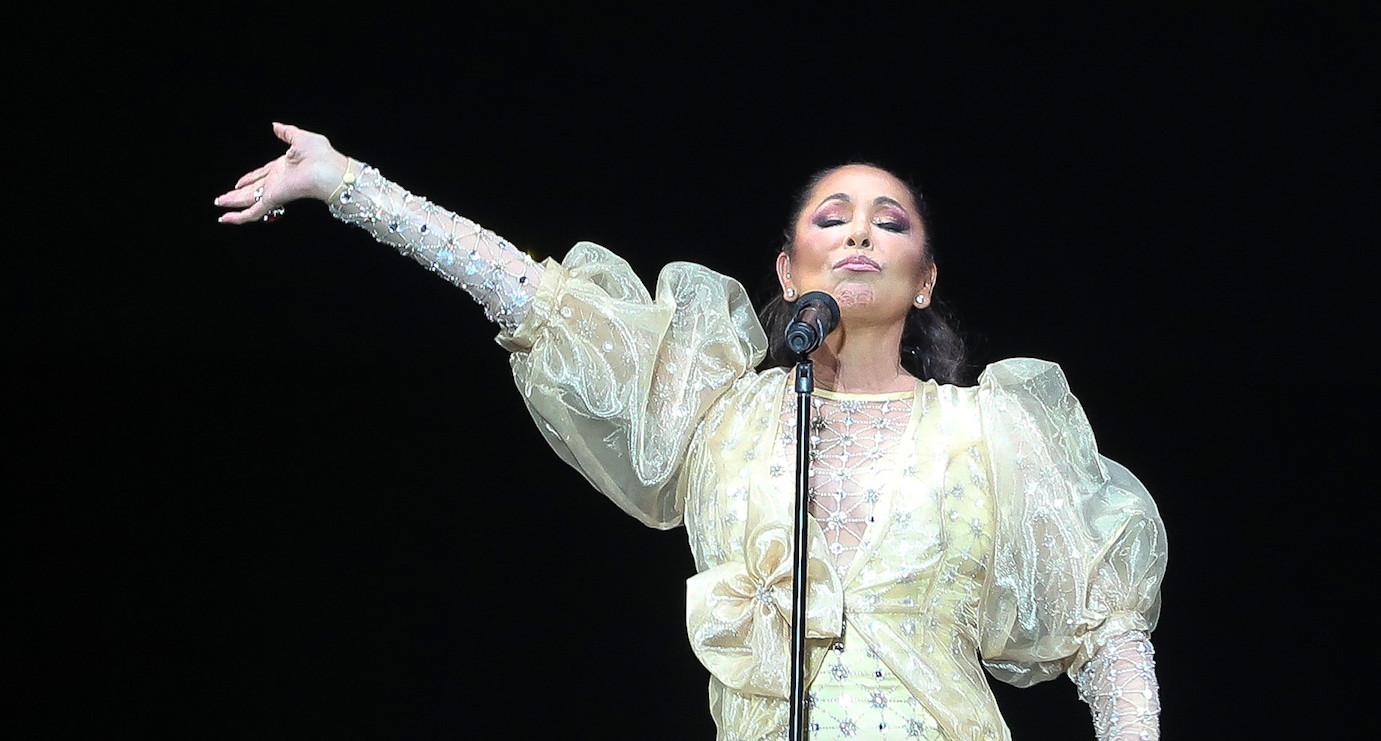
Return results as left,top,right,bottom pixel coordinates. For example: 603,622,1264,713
784,291,841,356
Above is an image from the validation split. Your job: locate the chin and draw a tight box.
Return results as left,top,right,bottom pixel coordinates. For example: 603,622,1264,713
834,289,914,328
833,284,878,309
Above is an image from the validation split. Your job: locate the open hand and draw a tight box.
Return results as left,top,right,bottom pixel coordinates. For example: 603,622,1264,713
215,122,349,224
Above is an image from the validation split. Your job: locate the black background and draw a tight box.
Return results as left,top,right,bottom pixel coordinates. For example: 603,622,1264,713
9,4,1376,739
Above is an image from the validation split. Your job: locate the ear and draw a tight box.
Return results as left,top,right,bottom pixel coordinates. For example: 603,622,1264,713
775,253,793,294
914,262,938,307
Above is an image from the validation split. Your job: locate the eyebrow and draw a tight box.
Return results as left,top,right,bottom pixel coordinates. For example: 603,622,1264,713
813,193,910,211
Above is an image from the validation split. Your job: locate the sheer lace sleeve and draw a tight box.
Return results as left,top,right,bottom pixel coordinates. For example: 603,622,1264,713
1073,630,1160,740
501,243,767,528
327,160,543,335
976,359,1167,693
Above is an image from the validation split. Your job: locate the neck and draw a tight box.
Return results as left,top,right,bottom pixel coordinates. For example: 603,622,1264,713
807,320,915,394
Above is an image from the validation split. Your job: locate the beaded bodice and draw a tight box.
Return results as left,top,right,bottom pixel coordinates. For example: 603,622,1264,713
794,389,915,578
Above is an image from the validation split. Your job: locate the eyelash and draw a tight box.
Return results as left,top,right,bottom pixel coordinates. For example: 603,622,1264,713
813,216,908,233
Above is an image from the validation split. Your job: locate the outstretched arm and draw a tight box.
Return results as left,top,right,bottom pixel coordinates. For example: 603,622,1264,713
215,123,543,334
1073,630,1161,741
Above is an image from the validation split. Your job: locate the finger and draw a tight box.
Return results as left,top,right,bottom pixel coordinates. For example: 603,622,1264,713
273,121,300,145
214,184,262,210
217,199,272,225
233,164,272,189
216,172,272,206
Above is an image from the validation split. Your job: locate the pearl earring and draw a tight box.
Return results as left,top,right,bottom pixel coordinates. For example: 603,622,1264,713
915,293,927,305
785,288,797,299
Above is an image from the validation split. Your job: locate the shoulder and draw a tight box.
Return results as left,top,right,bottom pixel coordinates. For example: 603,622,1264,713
973,358,1086,425
977,358,1068,392
914,359,1068,404
910,359,1058,415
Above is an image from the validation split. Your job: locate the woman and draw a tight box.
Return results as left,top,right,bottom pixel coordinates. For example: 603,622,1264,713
217,123,1166,741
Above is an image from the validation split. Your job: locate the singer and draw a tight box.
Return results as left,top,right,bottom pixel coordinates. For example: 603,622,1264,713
216,124,1166,741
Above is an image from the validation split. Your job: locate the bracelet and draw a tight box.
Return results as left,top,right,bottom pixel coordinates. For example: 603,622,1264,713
327,158,360,203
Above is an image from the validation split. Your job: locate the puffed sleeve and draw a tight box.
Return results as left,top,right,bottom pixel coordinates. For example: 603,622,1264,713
976,358,1167,687
500,242,768,529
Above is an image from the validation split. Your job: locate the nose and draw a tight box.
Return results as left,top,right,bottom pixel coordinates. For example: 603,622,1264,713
846,221,872,249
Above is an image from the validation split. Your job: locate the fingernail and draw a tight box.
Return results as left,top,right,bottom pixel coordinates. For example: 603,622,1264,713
217,215,225,223
213,197,220,206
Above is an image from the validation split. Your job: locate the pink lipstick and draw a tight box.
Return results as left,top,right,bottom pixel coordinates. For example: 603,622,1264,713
833,255,881,272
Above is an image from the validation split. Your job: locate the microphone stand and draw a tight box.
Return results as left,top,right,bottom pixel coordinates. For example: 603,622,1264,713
781,291,837,741
789,353,815,741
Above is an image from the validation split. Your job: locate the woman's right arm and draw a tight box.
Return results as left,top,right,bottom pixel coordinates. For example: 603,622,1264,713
215,123,543,334
217,125,767,528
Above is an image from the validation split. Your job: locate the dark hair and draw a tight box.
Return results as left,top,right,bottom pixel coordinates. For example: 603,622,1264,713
757,163,971,386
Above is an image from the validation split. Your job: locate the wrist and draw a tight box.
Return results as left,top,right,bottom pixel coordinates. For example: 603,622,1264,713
314,152,353,202
324,156,362,203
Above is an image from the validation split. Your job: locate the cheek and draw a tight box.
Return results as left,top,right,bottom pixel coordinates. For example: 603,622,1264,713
789,233,834,270
886,237,930,277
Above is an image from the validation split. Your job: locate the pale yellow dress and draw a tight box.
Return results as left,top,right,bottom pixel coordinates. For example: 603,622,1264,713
329,166,1168,741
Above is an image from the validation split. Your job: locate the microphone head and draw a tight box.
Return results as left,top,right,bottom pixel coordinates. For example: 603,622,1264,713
795,291,840,331
784,291,841,355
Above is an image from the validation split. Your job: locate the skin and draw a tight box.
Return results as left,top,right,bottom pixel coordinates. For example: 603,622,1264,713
776,165,936,394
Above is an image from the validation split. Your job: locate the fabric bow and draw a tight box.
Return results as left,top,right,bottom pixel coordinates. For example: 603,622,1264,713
686,521,843,699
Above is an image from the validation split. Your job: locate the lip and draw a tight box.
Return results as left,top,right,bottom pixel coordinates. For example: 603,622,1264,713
833,255,881,272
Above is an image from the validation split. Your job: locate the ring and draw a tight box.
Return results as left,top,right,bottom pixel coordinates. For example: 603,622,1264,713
262,207,286,223
253,187,264,203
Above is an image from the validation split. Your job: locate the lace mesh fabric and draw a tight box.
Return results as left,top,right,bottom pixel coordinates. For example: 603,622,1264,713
1073,631,1159,740
327,163,544,335
795,390,915,578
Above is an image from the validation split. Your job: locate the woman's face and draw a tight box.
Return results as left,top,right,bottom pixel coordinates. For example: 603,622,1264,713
778,165,936,326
